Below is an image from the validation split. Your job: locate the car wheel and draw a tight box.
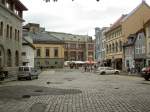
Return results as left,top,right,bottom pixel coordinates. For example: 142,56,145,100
100,72,105,75
144,75,150,81
115,71,119,74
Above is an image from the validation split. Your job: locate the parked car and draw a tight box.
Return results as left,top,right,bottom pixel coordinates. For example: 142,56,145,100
17,66,39,80
95,67,120,75
141,66,150,81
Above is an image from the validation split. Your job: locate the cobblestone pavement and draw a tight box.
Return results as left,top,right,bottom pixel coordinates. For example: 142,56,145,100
0,69,150,112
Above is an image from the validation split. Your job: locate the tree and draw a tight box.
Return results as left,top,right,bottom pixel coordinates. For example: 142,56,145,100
44,0,100,2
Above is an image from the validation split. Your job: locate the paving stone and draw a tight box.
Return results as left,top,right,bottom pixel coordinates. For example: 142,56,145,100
0,69,150,112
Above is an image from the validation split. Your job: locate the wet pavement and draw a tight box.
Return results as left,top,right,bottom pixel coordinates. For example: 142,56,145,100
0,69,150,112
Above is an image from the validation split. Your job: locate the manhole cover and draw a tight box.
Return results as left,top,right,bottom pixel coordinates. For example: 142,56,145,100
46,82,51,84
22,95,31,98
30,103,47,112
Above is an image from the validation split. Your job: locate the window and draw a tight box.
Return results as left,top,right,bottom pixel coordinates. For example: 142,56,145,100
15,29,17,40
17,30,19,41
36,48,41,57
6,25,9,38
22,52,26,56
0,22,3,36
45,48,49,57
54,48,58,57
70,44,76,49
10,26,12,39
142,46,145,54
119,41,122,52
7,49,12,67
15,51,19,66
116,42,118,52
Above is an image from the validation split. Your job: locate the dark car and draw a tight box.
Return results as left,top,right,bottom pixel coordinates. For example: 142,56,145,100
141,67,150,80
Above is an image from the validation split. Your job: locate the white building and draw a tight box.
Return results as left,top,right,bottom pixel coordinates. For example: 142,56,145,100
22,36,35,67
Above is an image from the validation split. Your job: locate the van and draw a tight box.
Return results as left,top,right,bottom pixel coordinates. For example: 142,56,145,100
17,66,39,80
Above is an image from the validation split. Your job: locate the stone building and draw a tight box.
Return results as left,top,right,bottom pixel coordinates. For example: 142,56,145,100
49,32,95,61
0,0,27,76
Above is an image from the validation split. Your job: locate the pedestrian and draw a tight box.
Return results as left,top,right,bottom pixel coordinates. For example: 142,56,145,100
84,64,87,72
127,67,130,75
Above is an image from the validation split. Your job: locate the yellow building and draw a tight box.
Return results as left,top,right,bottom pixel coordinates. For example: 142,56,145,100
33,42,64,68
23,23,64,68
105,1,150,70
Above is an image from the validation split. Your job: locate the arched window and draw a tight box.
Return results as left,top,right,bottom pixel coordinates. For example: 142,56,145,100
116,42,118,52
119,41,122,52
112,43,115,53
15,51,19,66
109,44,111,53
7,49,12,67
106,45,109,53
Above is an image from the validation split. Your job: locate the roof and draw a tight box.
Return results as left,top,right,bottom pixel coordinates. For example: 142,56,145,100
108,14,127,31
106,1,150,34
22,37,35,49
123,34,137,47
122,1,150,22
47,31,93,42
14,0,28,11
23,31,64,44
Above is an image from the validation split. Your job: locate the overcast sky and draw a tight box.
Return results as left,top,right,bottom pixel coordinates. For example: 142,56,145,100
20,0,150,37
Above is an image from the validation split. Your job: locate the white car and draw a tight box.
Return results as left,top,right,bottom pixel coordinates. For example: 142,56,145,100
18,66,39,80
96,67,120,75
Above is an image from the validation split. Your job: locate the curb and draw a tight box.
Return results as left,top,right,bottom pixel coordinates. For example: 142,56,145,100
0,77,17,84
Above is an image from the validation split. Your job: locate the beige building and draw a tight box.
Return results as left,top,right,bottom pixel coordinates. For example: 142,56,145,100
0,0,27,76
105,1,150,70
48,32,95,61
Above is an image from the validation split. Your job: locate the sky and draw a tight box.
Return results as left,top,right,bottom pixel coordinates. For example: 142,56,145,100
20,0,150,37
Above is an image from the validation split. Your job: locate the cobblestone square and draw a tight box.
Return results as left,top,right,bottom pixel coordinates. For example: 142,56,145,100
0,69,150,112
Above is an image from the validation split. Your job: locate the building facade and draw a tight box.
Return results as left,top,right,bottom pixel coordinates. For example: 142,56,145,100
123,34,136,71
0,0,27,76
144,19,150,66
23,23,64,68
95,27,108,65
105,1,150,70
22,36,35,67
49,32,95,62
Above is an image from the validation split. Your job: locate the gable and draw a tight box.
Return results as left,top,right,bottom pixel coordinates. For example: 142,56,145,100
122,2,150,40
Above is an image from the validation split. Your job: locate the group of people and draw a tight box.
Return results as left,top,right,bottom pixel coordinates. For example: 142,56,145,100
83,64,97,72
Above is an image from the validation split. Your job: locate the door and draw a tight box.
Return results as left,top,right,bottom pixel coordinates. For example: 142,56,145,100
0,46,4,67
